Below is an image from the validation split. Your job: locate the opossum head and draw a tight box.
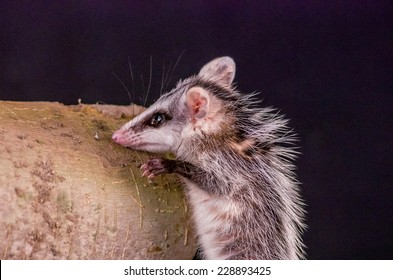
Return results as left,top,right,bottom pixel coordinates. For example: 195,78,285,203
112,56,236,156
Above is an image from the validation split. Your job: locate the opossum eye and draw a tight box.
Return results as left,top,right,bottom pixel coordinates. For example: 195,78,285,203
147,112,170,128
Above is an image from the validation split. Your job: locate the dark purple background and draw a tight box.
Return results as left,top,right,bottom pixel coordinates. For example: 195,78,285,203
1,1,392,259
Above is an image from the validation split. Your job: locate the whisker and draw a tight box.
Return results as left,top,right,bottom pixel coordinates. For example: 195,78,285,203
128,57,135,116
160,60,166,95
165,50,185,89
112,72,132,104
140,74,145,106
144,56,153,106
163,60,172,91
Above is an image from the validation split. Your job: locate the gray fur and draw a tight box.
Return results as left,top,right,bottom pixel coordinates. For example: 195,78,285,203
112,56,306,260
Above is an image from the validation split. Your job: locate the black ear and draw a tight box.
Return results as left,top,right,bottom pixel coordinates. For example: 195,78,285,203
185,87,210,119
198,56,235,88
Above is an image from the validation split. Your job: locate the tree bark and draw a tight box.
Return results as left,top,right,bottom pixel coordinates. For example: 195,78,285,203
0,101,196,260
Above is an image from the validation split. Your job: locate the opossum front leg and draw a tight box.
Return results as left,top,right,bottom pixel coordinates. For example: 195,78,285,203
141,158,223,195
140,158,173,178
141,158,201,179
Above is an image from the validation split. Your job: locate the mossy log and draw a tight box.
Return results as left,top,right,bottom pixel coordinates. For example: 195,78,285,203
0,101,196,259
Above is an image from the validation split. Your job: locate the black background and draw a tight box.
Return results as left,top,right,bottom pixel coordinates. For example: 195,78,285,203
1,1,392,259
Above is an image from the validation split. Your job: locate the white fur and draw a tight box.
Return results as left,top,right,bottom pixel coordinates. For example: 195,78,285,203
185,181,241,259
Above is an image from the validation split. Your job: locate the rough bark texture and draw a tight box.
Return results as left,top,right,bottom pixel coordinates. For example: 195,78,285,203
0,101,196,260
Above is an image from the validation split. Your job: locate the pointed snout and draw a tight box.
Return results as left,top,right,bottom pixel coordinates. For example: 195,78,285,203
112,129,122,143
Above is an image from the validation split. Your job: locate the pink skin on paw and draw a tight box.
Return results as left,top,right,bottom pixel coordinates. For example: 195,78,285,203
140,158,167,179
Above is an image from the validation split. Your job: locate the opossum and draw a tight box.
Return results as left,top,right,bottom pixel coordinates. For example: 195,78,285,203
112,56,306,259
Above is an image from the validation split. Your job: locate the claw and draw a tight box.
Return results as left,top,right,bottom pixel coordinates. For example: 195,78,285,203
140,158,168,179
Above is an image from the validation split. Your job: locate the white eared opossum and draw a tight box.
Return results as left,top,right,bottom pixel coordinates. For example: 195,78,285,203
112,57,306,259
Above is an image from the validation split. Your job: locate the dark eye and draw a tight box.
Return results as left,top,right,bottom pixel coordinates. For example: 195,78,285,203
147,112,169,127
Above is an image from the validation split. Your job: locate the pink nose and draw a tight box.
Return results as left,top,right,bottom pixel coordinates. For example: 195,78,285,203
112,130,121,142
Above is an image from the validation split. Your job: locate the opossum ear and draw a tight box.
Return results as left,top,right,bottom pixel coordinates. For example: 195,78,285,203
185,87,210,119
198,56,235,88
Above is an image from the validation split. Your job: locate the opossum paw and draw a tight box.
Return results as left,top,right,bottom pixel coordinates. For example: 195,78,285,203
140,158,169,179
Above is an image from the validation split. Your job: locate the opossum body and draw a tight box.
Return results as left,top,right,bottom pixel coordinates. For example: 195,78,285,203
112,57,306,259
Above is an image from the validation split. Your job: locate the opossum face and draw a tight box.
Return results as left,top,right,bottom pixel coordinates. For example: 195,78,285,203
112,91,186,153
112,56,236,156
